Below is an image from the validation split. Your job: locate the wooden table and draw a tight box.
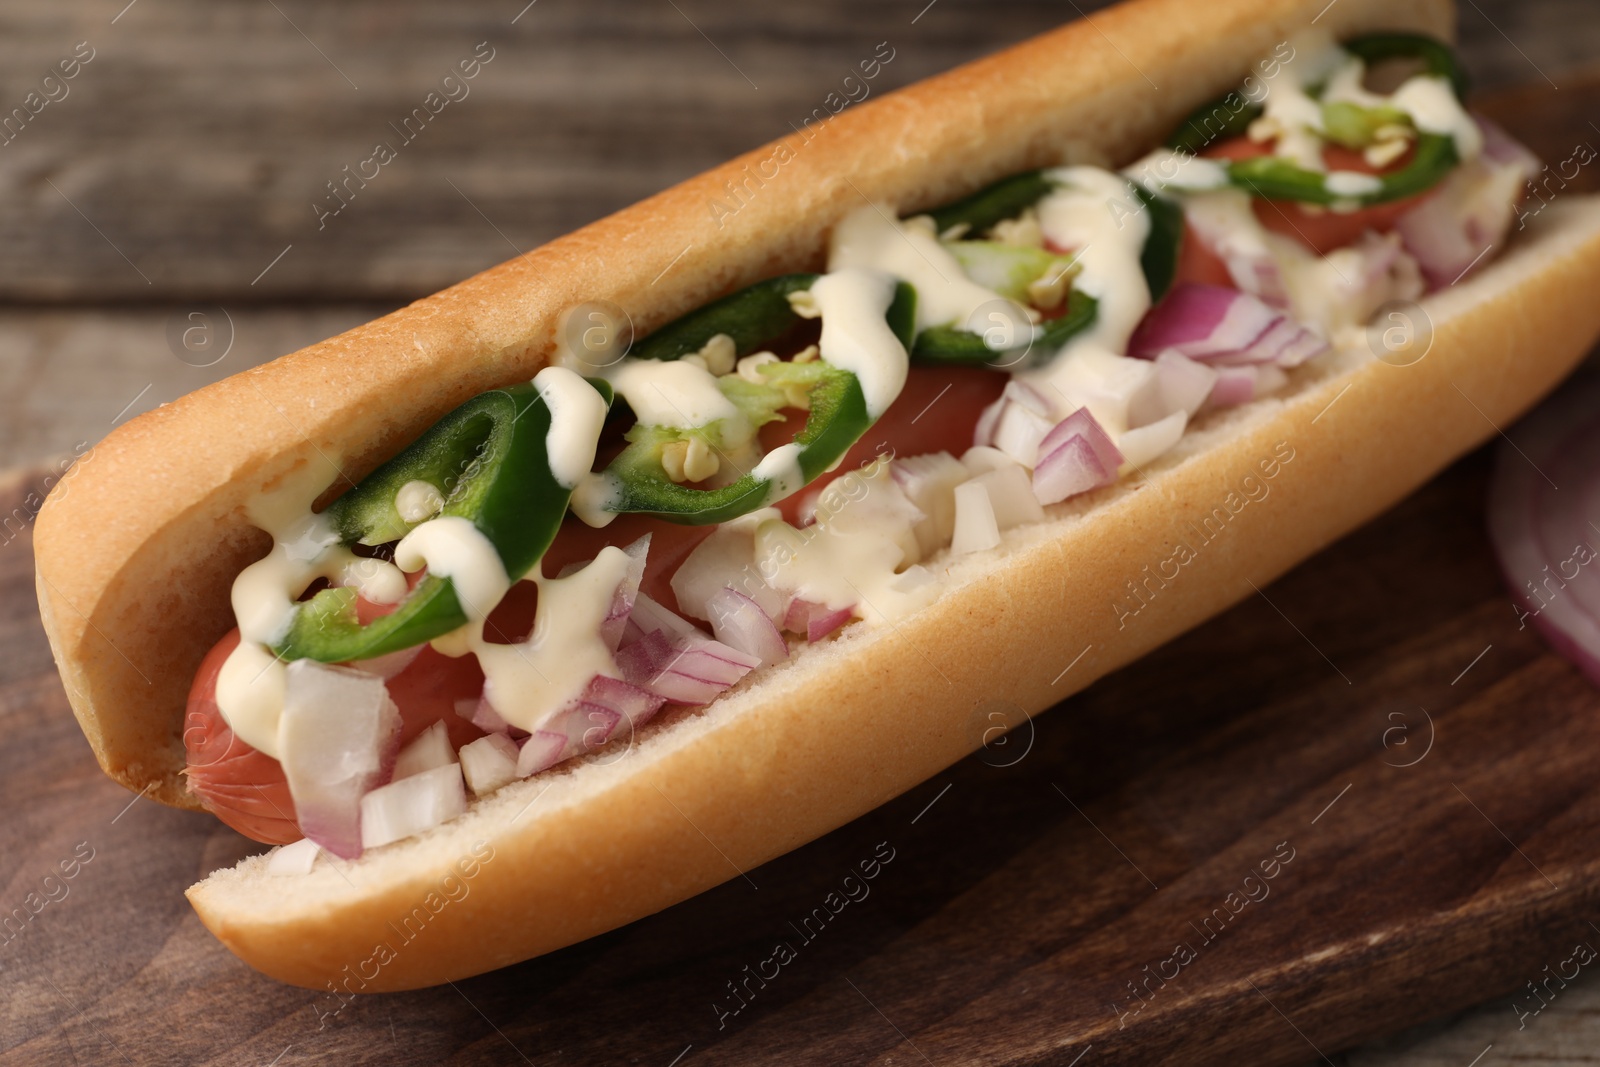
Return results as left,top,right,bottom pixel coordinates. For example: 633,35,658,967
5,2,1600,1064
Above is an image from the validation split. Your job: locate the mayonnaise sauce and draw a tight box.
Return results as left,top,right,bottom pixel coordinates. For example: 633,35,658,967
394,515,510,623
470,546,632,732
534,365,609,489
828,203,1028,337
799,268,909,418
753,462,934,625
607,359,740,430
1021,168,1161,440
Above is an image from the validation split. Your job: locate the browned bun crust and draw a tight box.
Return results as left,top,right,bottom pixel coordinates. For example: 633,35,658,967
44,0,1600,991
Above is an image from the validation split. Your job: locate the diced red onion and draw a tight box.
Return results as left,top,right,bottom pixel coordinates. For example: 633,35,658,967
392,720,455,780
616,627,759,705
975,381,1057,467
1130,284,1327,368
708,587,789,667
671,524,785,624
807,605,853,642
1117,410,1187,469
516,730,567,777
628,592,701,642
463,695,513,735
781,598,855,641
1209,366,1255,408
459,733,519,796
508,673,667,777
1032,408,1123,505
1395,117,1542,289
359,763,468,850
601,534,651,653
1488,368,1600,687
951,480,1002,555
278,660,401,859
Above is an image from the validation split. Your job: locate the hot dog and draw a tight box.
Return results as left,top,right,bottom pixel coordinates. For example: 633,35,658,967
34,0,1600,991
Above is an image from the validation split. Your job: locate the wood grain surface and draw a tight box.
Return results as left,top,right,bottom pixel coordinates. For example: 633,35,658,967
7,410,1600,1066
6,1,1600,1064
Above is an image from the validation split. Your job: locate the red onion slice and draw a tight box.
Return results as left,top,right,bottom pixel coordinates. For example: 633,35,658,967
1396,116,1541,290
601,535,651,653
781,598,855,641
708,587,789,667
278,660,401,859
1130,284,1327,368
1032,408,1123,505
1488,367,1600,686
615,626,759,706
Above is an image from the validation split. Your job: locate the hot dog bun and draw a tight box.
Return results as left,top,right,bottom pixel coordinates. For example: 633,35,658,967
36,0,1600,990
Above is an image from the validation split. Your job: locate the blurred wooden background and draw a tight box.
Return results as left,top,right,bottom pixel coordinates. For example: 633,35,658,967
4,1,1600,1064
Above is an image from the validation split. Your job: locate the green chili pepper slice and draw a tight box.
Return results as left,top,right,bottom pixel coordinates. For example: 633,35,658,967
1136,185,1184,303
1343,32,1469,100
927,170,1058,238
911,288,1098,369
274,380,607,662
1166,95,1264,155
1163,33,1468,207
1226,131,1459,205
628,274,819,363
600,277,917,525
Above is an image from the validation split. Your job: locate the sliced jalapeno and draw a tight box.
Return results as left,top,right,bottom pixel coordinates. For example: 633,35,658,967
598,277,917,525
274,380,607,662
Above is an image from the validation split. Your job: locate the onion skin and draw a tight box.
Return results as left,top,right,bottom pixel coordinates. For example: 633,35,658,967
1488,367,1600,687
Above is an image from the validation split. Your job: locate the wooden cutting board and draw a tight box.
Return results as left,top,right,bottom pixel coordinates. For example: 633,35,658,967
6,408,1600,1066
9,79,1600,1067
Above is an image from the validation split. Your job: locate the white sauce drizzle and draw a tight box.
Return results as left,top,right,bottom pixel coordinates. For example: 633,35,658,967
215,466,352,758
1259,28,1346,172
394,480,444,523
1389,75,1482,161
215,640,289,759
828,202,1028,337
752,462,934,624
469,547,632,732
800,268,909,418
1325,170,1384,197
1123,149,1231,193
1020,167,1160,440
754,442,806,504
534,366,609,489
607,359,739,430
571,471,622,528
393,516,509,623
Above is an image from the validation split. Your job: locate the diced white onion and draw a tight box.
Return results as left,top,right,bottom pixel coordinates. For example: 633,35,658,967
951,480,1002,555
972,465,1045,530
459,734,520,797
1117,410,1187,470
359,763,468,850
890,452,969,558
266,837,321,877
278,660,401,860
392,720,456,780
